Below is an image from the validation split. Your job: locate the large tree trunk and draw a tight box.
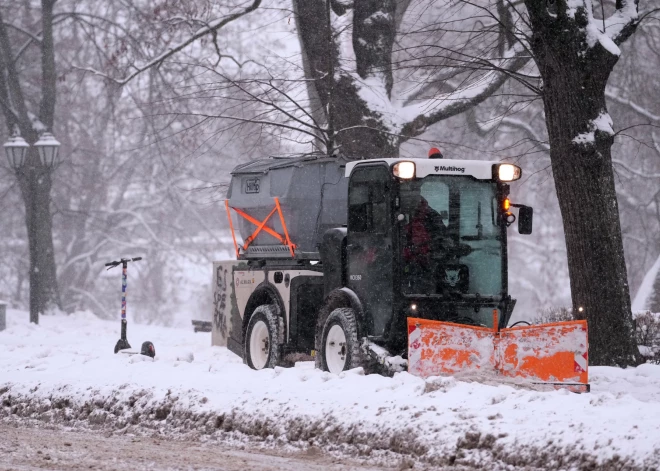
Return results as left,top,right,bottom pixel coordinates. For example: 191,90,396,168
293,0,400,158
331,76,400,158
529,3,640,365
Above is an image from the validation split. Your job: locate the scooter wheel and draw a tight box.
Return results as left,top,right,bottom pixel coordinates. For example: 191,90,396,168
140,341,156,358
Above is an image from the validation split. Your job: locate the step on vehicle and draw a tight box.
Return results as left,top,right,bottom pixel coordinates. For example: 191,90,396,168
212,150,589,392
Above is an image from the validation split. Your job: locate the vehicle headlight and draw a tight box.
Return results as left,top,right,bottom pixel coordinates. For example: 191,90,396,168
496,163,522,182
392,161,415,179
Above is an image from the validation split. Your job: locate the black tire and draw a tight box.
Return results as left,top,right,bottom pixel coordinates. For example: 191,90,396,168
319,308,363,374
244,304,281,370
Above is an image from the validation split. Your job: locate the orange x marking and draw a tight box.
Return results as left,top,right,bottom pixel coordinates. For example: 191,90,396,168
225,197,296,258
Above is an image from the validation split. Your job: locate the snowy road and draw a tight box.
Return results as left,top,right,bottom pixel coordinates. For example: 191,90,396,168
2,310,660,470
0,423,394,471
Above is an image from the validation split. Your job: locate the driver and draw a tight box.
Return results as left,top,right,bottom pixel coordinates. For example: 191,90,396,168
400,182,451,293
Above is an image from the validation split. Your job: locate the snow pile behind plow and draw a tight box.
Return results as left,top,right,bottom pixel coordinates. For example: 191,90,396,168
408,318,589,392
1,310,659,469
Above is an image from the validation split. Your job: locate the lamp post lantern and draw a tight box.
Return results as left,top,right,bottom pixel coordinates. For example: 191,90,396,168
3,130,29,170
34,132,60,168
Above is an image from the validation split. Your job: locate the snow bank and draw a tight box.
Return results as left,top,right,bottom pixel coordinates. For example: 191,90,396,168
1,310,659,469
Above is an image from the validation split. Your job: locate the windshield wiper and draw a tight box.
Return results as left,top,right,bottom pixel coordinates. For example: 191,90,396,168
476,201,483,239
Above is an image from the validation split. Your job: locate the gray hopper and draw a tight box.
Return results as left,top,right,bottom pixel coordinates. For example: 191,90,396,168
227,155,349,259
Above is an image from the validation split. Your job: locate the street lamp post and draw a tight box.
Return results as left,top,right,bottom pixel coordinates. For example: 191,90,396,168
4,127,61,324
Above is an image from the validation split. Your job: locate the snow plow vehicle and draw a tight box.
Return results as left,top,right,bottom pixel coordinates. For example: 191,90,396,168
212,152,589,392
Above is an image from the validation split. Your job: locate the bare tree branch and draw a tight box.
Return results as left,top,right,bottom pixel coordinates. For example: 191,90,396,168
151,111,321,142
3,22,42,44
0,9,30,134
606,0,641,45
73,0,262,86
607,88,660,123
400,53,530,139
612,158,660,179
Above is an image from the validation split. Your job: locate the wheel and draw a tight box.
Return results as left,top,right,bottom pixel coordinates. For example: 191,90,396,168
319,308,363,374
244,304,281,370
140,341,155,358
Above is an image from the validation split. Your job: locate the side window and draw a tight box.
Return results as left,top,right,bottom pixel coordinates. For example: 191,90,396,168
348,167,390,234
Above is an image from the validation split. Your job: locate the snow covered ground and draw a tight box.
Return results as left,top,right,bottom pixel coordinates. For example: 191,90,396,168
2,310,660,470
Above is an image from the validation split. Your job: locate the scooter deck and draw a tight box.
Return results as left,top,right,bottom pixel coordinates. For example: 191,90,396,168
118,348,140,355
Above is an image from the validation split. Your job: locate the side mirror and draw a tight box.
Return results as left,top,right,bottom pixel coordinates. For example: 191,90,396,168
518,206,533,235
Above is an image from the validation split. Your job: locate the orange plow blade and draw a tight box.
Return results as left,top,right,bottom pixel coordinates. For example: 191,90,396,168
408,321,495,377
408,318,589,392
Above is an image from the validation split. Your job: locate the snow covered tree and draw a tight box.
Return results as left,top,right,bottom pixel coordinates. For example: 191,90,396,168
291,0,529,157
0,0,62,322
522,0,645,365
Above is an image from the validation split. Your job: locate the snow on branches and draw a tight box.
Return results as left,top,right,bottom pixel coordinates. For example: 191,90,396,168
559,0,639,56
297,0,531,155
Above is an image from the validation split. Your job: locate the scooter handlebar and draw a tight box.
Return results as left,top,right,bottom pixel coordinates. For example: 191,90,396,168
104,257,143,269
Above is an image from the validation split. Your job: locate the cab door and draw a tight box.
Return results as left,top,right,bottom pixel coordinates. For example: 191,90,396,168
346,165,393,337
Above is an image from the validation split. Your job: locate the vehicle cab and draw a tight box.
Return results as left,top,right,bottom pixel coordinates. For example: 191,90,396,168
343,157,532,353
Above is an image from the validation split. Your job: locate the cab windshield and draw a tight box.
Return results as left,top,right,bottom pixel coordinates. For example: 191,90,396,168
398,176,502,298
